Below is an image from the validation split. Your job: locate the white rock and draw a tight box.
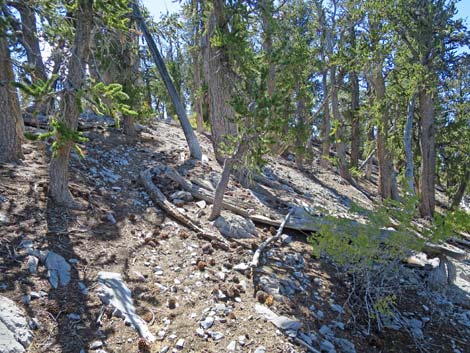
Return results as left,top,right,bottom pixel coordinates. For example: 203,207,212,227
26,256,39,273
227,340,237,351
201,316,215,329
45,251,71,288
254,346,266,353
209,331,224,340
96,272,155,342
0,296,33,353
175,338,185,349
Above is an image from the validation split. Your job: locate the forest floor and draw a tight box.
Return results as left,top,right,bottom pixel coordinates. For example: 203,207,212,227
0,120,469,353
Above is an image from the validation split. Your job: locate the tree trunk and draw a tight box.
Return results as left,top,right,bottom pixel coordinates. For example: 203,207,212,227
451,167,469,210
13,1,47,83
330,66,350,181
350,70,360,169
295,83,306,169
418,87,436,218
48,0,92,208
320,69,331,168
0,30,23,163
191,0,204,133
371,65,398,200
132,2,202,160
261,0,275,97
404,93,416,195
202,0,237,164
209,158,234,221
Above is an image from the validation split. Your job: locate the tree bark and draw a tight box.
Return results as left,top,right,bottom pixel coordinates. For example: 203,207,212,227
330,66,350,181
202,0,237,164
0,29,23,163
209,158,234,221
132,2,202,160
404,93,416,195
418,87,436,218
48,0,92,208
320,69,331,168
370,64,398,200
451,167,469,210
191,0,204,133
350,70,360,169
11,1,47,83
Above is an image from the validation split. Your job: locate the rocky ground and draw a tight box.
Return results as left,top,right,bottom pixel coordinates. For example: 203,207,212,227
0,120,469,353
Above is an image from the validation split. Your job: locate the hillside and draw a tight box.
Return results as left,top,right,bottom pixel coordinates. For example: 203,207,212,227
1,119,469,353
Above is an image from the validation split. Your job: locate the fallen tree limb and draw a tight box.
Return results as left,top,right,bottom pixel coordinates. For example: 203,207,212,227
150,163,466,260
251,209,293,269
140,167,229,247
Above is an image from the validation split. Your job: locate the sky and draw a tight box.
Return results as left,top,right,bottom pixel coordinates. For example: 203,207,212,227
143,0,470,26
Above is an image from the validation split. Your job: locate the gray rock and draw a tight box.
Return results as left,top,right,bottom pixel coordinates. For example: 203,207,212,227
78,282,89,295
160,346,169,353
26,256,39,274
238,335,247,346
105,212,116,225
172,199,185,207
255,304,302,332
45,251,71,288
0,296,33,353
29,318,41,330
333,338,356,353
320,339,336,353
90,340,103,349
68,313,81,321
170,191,193,202
406,318,424,340
330,303,345,314
97,272,155,342
209,331,224,340
320,325,334,337
254,346,267,353
200,316,214,330
196,200,207,209
214,212,257,239
0,211,10,224
281,234,292,244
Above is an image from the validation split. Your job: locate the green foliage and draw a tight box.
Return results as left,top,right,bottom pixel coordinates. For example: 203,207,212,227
40,120,89,158
87,81,138,127
12,75,59,107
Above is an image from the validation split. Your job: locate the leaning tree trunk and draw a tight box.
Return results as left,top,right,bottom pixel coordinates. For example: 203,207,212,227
0,30,23,163
132,2,202,160
330,66,350,181
404,93,416,195
49,0,92,208
418,87,436,218
202,0,237,164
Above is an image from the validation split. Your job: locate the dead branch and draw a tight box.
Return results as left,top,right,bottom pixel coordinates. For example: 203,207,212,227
140,167,229,246
250,209,293,269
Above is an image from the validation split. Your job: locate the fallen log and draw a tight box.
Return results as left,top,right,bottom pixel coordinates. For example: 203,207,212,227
150,163,467,260
140,167,229,247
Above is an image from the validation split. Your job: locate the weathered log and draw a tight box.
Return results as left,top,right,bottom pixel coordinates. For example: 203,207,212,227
140,167,228,246
151,163,467,260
